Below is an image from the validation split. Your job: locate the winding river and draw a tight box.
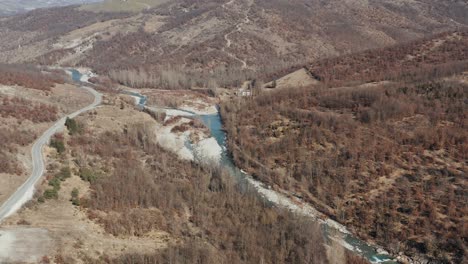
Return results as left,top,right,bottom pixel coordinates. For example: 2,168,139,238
70,69,395,263
200,114,395,264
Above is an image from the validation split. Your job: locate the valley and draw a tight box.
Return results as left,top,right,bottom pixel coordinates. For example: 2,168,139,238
0,0,466,263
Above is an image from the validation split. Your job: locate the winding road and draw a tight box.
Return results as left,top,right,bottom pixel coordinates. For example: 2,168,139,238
0,78,101,222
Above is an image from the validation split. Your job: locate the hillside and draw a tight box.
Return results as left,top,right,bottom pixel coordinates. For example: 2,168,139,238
0,90,350,263
0,1,467,263
0,64,93,206
220,32,468,263
0,0,467,88
0,0,101,16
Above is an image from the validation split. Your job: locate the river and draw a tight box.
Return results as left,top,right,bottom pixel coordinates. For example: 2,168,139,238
69,69,396,263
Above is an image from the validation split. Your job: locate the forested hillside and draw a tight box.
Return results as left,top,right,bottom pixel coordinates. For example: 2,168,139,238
0,65,93,207
221,32,468,263
69,120,331,263
308,31,468,86
0,0,467,89
0,1,467,263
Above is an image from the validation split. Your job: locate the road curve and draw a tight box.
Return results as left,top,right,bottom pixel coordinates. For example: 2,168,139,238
0,85,102,222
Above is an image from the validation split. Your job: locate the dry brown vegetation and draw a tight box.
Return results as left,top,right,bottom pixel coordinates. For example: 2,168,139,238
221,35,468,263
1,0,466,88
1,97,58,123
0,64,65,91
82,0,468,89
0,126,35,174
0,97,53,171
0,66,92,206
0,6,129,42
64,111,333,264
308,31,468,86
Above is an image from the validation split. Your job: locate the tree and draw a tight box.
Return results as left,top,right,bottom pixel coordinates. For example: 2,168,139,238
65,117,79,135
50,138,65,154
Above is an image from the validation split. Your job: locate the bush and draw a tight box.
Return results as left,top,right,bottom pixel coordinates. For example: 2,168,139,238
65,117,80,135
71,188,80,206
56,166,71,180
43,188,58,200
50,138,65,154
79,167,98,183
48,177,61,190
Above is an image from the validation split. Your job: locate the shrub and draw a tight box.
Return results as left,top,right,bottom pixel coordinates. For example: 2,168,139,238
65,117,80,135
56,166,71,180
79,167,98,183
71,188,80,206
48,177,61,190
50,138,65,154
43,188,58,200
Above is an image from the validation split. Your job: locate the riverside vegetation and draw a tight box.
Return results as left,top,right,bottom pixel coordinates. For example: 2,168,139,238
40,104,365,264
221,31,468,263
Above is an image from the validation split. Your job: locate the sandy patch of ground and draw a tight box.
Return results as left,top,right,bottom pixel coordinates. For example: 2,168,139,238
445,71,468,84
265,68,318,89
141,89,218,114
83,98,155,134
144,15,166,33
193,137,222,164
0,85,15,96
53,20,117,50
156,117,195,161
1,174,170,263
0,227,53,263
149,108,222,163
179,103,218,115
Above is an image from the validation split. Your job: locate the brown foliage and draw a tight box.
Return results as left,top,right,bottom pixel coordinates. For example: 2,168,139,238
0,126,35,174
221,77,467,263
308,31,468,86
0,6,129,41
0,97,58,123
0,64,65,91
69,123,329,264
346,253,369,264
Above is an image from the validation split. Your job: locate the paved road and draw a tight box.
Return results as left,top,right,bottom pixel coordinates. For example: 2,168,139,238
0,85,101,222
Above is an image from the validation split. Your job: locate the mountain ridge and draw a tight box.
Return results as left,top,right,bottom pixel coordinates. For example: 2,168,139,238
0,0,466,88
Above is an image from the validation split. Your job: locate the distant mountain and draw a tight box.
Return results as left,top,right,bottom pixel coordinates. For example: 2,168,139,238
0,0,101,15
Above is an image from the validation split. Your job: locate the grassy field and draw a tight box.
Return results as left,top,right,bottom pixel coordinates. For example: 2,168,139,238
80,0,170,12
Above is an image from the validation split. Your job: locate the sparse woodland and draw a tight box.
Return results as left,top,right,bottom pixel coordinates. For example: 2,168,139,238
0,64,65,91
65,117,339,264
1,97,58,122
0,65,61,174
0,126,35,174
308,31,468,86
75,0,468,90
0,2,465,263
221,33,468,263
0,6,129,42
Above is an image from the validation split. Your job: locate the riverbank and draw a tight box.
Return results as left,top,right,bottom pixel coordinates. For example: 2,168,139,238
124,87,397,264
